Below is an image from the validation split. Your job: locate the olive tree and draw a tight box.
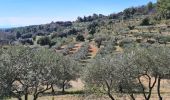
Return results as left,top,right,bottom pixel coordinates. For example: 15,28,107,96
149,46,170,100
131,47,158,100
84,55,119,100
29,48,59,100
84,46,170,100
0,46,34,100
131,46,170,100
57,56,80,93
84,53,142,100
19,48,62,100
0,45,81,99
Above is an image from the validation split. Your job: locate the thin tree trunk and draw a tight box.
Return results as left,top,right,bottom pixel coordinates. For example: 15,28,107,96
97,41,102,48
147,88,152,100
130,94,135,100
138,74,157,100
105,80,115,100
62,81,65,94
108,92,115,100
10,91,22,100
138,77,147,100
33,84,52,100
33,95,38,100
51,84,55,94
157,77,162,100
25,93,28,100
147,75,157,100
24,86,29,100
18,97,22,100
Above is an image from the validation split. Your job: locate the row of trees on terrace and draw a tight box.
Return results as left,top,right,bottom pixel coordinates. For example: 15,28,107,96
84,46,170,100
0,46,80,100
1,44,170,100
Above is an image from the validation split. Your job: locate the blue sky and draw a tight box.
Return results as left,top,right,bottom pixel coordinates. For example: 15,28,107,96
0,0,156,28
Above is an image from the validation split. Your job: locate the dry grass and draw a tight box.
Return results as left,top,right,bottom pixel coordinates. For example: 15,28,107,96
9,78,170,100
9,95,84,100
69,78,84,90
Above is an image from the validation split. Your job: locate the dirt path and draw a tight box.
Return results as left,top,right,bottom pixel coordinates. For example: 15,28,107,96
89,44,98,58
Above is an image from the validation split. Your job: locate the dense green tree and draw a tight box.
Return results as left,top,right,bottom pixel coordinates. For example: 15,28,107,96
77,16,84,22
76,34,85,42
37,36,51,46
147,2,154,12
87,22,98,35
140,17,151,26
20,39,34,45
157,0,170,19
123,7,136,19
21,33,32,39
16,32,21,39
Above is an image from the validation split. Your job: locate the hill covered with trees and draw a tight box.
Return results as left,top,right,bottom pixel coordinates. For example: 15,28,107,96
0,0,170,100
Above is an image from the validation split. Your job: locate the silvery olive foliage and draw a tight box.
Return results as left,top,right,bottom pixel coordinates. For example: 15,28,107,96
84,46,170,100
0,46,80,100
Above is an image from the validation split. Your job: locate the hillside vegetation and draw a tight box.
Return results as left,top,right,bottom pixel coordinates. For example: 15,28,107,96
0,0,170,100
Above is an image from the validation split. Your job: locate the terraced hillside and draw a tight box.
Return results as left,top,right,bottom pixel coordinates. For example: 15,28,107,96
1,0,170,100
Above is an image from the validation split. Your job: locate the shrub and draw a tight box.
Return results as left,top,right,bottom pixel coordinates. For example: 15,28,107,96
140,17,151,26
147,39,156,44
136,38,142,43
16,32,21,39
94,36,106,48
32,35,36,41
36,32,45,36
156,35,170,45
67,28,78,35
51,32,58,39
139,43,151,48
37,36,51,46
21,33,33,39
20,39,34,45
54,43,62,50
87,22,98,35
86,34,94,41
76,34,85,42
128,25,135,30
49,40,56,48
119,38,135,48
62,48,70,56
139,33,156,39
